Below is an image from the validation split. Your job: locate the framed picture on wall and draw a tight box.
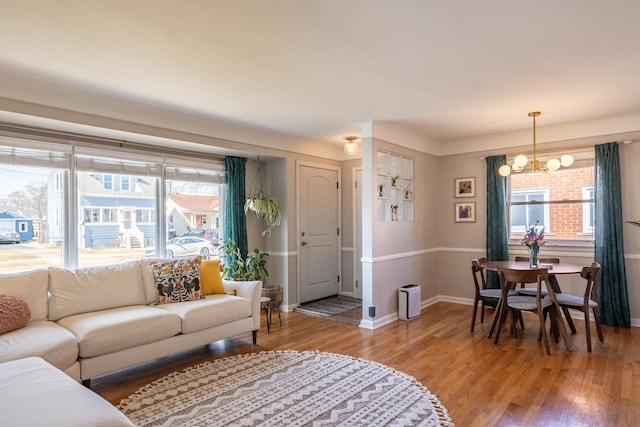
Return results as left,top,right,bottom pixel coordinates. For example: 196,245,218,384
455,202,476,223
454,177,475,198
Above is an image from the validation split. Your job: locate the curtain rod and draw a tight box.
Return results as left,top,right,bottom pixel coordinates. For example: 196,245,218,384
0,121,226,162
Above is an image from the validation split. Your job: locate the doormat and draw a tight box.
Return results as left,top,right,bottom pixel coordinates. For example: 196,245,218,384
295,295,362,325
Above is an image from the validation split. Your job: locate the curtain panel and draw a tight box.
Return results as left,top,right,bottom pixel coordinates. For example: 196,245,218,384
223,156,248,259
594,142,630,327
485,155,509,289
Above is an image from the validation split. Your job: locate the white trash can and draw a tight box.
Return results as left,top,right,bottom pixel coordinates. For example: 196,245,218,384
398,284,421,320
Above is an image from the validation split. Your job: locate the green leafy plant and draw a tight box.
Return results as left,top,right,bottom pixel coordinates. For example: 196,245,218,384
245,190,282,237
220,238,269,283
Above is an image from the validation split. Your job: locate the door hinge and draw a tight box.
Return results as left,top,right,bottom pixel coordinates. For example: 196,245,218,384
338,275,340,282
356,280,359,289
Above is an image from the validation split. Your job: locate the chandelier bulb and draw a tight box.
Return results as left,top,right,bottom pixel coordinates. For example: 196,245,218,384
546,158,561,171
514,154,528,168
560,154,574,167
498,165,512,176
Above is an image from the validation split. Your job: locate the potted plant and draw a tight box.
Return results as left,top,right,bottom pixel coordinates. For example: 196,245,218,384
404,186,413,200
245,190,283,237
220,238,269,283
377,183,385,197
391,175,400,187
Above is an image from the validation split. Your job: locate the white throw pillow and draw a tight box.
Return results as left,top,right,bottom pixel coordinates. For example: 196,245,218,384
0,269,49,322
48,261,146,321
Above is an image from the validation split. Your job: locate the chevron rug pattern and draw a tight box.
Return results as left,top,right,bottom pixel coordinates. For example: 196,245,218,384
118,350,454,426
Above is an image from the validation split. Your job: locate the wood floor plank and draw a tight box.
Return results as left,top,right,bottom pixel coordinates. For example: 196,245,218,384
91,302,640,426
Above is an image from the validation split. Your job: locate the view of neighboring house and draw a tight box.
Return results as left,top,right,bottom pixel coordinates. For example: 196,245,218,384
48,171,156,249
46,172,220,249
166,193,220,239
0,211,33,242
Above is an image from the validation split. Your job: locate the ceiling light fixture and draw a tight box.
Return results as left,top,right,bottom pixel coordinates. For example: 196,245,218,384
344,136,358,154
498,112,574,177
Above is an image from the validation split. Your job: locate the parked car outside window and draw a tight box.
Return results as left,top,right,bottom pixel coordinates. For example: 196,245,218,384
181,228,218,242
145,237,215,259
0,229,20,244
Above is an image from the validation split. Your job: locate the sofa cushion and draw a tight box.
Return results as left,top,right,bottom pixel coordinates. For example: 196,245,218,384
150,256,204,304
0,295,30,334
0,320,79,372
48,261,147,321
0,269,49,322
57,306,182,358
156,294,252,334
0,357,135,427
201,259,225,294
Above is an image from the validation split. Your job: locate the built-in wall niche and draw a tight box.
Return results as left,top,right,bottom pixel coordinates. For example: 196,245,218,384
376,150,414,221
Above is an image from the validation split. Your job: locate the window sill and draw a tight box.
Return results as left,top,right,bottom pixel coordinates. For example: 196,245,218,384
508,240,594,250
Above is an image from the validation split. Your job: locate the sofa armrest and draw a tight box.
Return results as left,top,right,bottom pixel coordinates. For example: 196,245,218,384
223,280,262,330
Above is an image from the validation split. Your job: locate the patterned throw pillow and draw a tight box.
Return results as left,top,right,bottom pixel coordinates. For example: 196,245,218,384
0,294,31,335
150,256,204,304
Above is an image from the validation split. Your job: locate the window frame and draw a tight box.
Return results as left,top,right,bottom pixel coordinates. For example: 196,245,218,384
506,151,595,248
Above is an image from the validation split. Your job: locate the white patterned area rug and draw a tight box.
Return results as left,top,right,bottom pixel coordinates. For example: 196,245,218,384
118,350,454,427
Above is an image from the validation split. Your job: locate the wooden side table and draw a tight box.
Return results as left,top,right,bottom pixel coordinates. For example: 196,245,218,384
261,285,283,333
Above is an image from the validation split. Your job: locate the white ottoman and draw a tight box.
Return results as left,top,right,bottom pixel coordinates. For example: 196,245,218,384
0,357,134,427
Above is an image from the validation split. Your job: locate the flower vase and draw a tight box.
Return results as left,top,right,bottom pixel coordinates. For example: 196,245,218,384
528,244,539,268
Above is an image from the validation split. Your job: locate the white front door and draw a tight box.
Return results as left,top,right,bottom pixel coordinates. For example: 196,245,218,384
298,163,340,303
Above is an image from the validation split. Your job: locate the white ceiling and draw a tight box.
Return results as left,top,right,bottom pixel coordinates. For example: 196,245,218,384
2,1,640,157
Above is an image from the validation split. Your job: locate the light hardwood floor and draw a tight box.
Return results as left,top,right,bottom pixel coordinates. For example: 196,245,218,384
92,302,640,426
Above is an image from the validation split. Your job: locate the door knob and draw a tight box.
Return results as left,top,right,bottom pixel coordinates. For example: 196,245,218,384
301,241,307,246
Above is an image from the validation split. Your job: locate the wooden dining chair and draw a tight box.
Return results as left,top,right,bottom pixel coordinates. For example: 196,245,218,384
514,256,560,297
470,258,502,332
550,262,603,352
494,266,572,355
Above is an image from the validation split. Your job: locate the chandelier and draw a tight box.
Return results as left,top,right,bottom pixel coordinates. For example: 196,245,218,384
344,136,358,154
498,112,574,177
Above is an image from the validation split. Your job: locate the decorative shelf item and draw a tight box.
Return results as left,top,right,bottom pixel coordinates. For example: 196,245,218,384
376,150,414,221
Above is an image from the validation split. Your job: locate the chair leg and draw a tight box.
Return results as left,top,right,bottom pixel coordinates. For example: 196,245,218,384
584,310,592,352
539,309,552,356
494,305,509,345
554,306,573,352
562,306,577,334
488,298,503,338
593,308,604,342
480,300,486,323
470,298,479,332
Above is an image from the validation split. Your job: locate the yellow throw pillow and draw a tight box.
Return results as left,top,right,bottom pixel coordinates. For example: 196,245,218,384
201,259,225,295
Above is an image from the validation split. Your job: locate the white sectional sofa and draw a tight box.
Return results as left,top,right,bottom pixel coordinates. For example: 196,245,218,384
0,258,262,386
0,357,136,427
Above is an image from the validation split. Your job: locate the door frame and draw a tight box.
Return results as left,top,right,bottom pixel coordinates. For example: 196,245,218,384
295,160,342,305
352,166,362,299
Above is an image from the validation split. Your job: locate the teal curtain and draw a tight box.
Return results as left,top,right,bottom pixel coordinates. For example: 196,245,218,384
595,142,630,327
485,155,509,289
224,156,248,259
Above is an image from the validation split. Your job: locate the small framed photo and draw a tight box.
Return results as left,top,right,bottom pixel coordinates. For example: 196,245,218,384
455,177,475,198
455,202,476,223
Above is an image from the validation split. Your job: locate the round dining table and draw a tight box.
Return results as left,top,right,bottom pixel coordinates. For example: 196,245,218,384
481,260,583,276
480,260,585,345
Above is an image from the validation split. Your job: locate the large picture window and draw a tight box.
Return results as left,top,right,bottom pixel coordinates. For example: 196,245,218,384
0,136,225,272
508,156,594,245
